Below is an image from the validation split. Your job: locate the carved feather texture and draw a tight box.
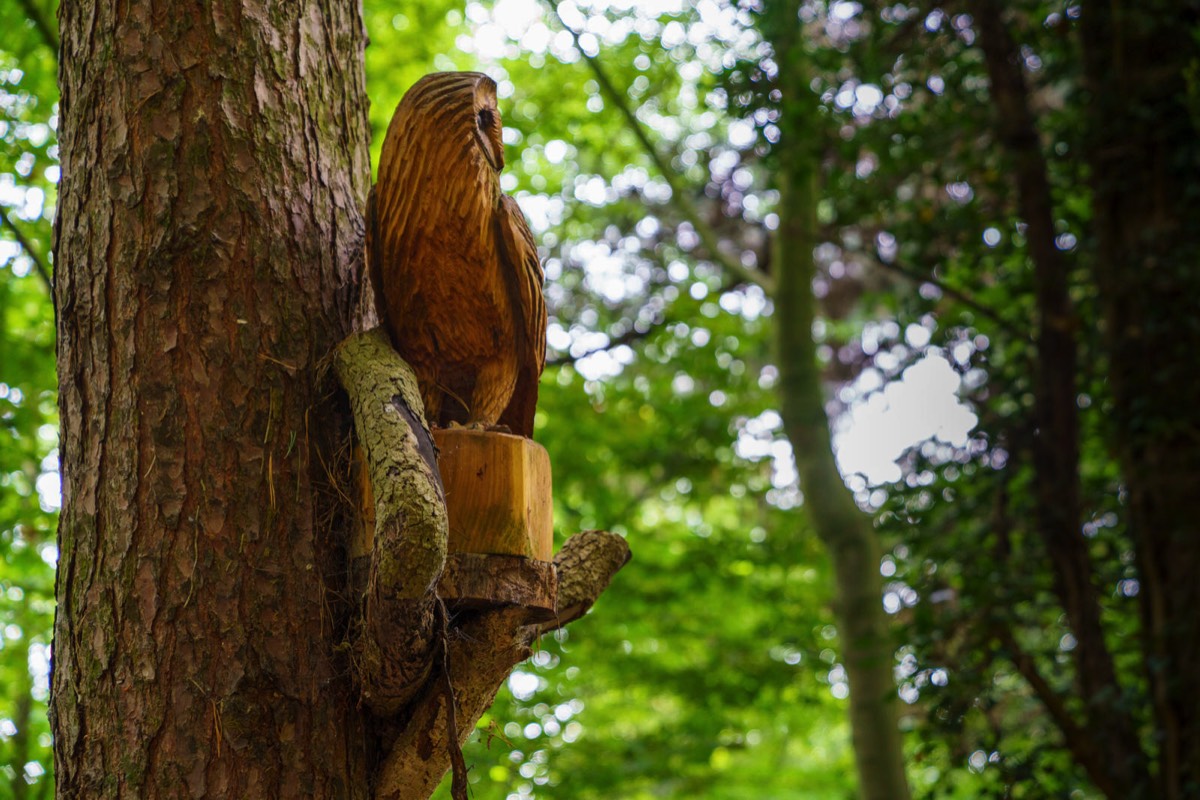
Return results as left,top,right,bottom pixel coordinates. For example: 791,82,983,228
369,72,547,437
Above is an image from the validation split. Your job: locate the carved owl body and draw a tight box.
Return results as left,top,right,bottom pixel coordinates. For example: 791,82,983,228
370,72,546,436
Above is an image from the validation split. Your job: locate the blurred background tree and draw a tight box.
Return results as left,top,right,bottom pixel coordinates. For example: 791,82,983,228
3,1,1198,798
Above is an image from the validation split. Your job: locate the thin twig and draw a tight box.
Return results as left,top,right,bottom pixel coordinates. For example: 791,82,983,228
16,0,58,53
1,210,52,293
545,4,776,295
994,624,1113,796
435,599,469,800
866,250,1029,341
547,279,739,367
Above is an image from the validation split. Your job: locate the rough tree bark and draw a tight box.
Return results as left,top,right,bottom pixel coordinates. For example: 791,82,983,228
52,2,372,796
51,4,628,799
765,4,912,800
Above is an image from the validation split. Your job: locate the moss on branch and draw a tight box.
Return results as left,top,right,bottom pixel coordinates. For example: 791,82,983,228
334,329,447,715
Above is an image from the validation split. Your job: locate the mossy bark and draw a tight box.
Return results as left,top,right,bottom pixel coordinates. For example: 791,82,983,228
333,330,446,717
335,329,447,601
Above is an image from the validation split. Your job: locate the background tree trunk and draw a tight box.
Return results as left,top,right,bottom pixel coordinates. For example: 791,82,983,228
972,3,1147,795
1080,4,1200,797
51,2,372,796
765,5,912,800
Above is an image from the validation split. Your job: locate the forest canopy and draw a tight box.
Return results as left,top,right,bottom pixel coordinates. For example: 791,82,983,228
2,1,1198,798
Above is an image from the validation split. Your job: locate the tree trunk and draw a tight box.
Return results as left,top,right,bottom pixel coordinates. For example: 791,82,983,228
1079,4,1200,798
765,5,912,800
51,2,372,796
971,3,1148,796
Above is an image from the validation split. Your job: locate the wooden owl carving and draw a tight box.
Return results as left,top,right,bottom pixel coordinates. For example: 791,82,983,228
369,72,547,437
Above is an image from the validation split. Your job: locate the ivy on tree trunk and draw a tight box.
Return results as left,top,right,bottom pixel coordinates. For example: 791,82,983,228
1079,3,1200,796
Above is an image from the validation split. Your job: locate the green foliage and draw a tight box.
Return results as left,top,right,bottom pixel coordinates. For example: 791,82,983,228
0,0,58,796
405,2,1179,797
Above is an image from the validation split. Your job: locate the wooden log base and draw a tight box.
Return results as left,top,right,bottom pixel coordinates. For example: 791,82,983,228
433,428,553,561
437,553,558,621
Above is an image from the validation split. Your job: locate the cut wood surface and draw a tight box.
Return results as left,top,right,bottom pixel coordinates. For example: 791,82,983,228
433,427,553,561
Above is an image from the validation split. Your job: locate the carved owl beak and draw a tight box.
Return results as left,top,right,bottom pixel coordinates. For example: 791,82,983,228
476,131,503,173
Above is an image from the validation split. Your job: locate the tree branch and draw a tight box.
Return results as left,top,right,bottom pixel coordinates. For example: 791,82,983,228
334,329,447,716
863,249,1029,342
374,530,630,800
16,0,58,53
548,279,740,368
545,4,776,295
532,529,631,634
335,330,631,799
994,625,1114,798
973,1,1144,791
1,210,52,293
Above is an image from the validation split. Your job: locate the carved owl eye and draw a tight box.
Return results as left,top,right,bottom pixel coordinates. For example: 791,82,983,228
475,106,504,170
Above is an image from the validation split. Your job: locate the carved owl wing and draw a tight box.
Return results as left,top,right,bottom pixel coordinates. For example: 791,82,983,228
495,193,546,438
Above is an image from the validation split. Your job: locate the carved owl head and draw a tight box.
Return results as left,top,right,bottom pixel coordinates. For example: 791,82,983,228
387,72,504,176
